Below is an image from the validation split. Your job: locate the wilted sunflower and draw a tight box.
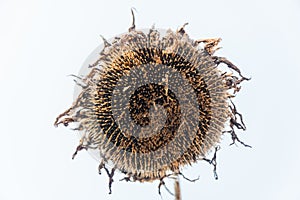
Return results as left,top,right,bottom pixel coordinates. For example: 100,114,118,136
54,10,250,198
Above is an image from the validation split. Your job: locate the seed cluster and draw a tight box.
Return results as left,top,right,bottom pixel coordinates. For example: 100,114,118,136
54,16,250,195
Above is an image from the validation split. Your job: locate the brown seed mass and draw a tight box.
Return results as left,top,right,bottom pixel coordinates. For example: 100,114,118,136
54,13,250,195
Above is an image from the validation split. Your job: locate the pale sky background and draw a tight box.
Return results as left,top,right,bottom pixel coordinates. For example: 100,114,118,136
1,0,300,200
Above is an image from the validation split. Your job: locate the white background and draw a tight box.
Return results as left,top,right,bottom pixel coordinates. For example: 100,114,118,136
1,0,300,200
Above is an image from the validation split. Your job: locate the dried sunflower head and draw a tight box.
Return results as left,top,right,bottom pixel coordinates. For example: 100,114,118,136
54,11,250,195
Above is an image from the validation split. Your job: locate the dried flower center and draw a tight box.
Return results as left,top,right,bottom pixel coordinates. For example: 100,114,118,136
54,18,250,196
